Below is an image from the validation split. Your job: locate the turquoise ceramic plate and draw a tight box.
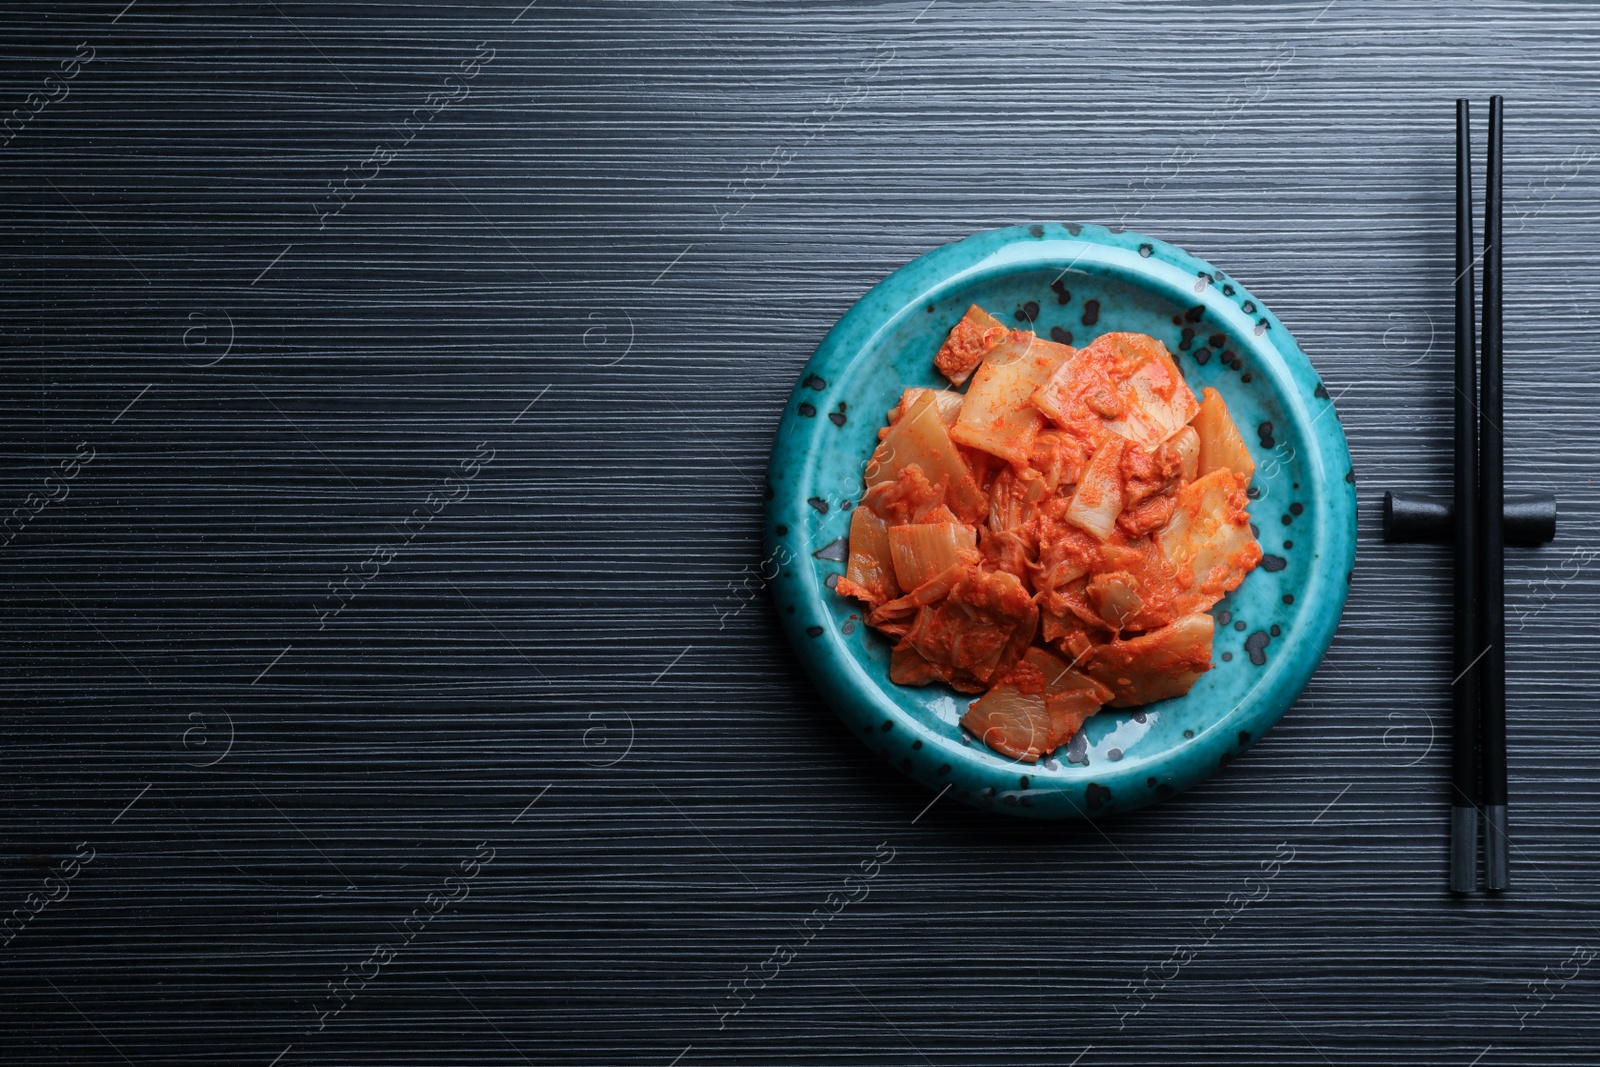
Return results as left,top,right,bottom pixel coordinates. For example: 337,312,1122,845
766,223,1355,818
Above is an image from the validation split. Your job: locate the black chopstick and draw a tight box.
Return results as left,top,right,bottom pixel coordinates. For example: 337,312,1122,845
1449,98,1480,894
1479,95,1510,891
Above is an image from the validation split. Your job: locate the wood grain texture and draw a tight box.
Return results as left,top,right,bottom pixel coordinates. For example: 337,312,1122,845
4,1,1600,1064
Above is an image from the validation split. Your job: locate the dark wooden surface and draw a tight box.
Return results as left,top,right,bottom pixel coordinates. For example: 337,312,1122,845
5,2,1600,1064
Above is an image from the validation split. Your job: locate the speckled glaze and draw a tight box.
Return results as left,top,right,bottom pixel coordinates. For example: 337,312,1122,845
765,223,1356,818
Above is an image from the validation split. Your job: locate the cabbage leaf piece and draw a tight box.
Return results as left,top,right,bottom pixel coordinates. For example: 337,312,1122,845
1192,386,1256,483
866,392,987,521
1085,612,1215,707
836,506,900,609
1064,436,1125,541
1032,332,1198,451
950,334,1072,466
960,646,1113,761
886,522,978,592
934,304,1010,387
1156,468,1262,615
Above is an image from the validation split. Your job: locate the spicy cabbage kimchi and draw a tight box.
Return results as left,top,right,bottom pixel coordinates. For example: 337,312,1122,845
836,305,1262,763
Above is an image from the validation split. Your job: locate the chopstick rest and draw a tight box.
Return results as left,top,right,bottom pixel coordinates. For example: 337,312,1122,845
1381,491,1555,547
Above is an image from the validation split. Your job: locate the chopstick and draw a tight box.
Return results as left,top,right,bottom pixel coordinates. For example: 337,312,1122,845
1479,95,1510,891
1449,99,1481,894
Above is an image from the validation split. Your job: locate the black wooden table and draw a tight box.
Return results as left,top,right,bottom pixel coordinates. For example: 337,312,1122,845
6,2,1600,1064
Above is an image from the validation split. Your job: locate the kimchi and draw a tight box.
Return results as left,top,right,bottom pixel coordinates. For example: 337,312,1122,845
838,304,1262,763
